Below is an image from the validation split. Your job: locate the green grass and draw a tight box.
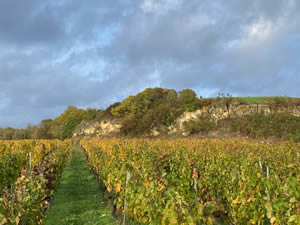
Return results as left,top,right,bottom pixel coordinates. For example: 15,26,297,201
46,145,116,225
231,96,297,103
232,96,278,103
205,96,278,103
206,96,300,104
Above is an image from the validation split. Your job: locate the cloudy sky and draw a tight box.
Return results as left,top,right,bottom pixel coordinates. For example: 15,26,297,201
1,0,300,127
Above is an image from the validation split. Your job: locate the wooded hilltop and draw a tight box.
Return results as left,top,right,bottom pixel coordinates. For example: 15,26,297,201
1,88,300,141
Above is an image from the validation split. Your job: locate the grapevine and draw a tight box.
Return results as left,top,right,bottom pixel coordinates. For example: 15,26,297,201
81,138,300,225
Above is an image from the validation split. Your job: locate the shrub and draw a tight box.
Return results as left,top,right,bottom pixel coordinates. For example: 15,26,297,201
178,89,198,112
183,118,216,135
230,113,300,142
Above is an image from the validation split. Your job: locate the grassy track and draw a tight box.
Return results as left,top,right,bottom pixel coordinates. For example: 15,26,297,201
46,145,116,225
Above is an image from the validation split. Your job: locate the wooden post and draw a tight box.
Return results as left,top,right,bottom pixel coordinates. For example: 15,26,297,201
259,160,262,170
193,168,198,208
266,165,270,201
123,170,131,225
29,152,32,170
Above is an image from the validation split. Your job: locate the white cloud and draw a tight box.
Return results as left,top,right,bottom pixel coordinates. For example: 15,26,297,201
140,0,183,14
248,19,273,41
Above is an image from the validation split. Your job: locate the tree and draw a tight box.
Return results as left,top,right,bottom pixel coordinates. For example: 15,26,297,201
50,106,87,139
113,88,181,135
2,127,14,140
86,108,97,121
111,96,136,118
36,119,53,139
26,124,39,139
12,129,27,139
178,89,198,112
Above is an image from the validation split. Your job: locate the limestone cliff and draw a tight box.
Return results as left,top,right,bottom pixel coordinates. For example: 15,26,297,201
73,119,122,138
73,102,300,138
168,102,300,135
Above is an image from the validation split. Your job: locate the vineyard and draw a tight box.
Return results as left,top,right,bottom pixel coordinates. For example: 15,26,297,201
0,139,71,224
81,138,300,225
0,138,299,224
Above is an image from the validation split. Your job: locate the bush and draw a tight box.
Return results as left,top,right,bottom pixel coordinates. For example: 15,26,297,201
178,89,198,112
114,88,182,135
230,113,300,142
183,119,216,135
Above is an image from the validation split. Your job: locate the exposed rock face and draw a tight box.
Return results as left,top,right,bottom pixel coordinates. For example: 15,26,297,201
168,103,300,135
73,103,300,138
73,119,122,138
150,128,160,137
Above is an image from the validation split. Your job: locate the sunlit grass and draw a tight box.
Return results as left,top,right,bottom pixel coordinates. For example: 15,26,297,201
206,96,300,103
46,145,116,225
233,96,283,103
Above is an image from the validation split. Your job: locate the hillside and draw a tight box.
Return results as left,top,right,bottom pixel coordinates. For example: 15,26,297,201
1,88,300,142
73,88,300,142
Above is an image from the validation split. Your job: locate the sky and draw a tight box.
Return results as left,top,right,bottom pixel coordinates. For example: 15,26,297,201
0,0,300,127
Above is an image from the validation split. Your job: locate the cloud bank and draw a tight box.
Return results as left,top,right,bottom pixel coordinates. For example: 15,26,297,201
0,0,299,127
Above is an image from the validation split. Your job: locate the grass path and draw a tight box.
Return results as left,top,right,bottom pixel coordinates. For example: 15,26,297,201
46,145,116,225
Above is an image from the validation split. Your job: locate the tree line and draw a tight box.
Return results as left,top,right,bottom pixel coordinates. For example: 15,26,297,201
0,88,202,139
0,106,99,140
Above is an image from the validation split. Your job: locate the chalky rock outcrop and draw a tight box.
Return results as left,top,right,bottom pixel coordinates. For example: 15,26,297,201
73,119,122,138
167,102,300,135
73,102,300,138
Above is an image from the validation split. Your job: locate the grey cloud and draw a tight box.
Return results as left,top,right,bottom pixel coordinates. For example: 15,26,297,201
103,0,300,96
0,0,299,127
0,0,132,48
0,1,65,45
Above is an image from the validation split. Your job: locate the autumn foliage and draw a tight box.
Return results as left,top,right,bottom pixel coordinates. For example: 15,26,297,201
81,138,300,224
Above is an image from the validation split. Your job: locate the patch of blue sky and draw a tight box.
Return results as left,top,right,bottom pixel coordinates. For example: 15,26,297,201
149,67,161,87
196,88,220,98
225,39,239,49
